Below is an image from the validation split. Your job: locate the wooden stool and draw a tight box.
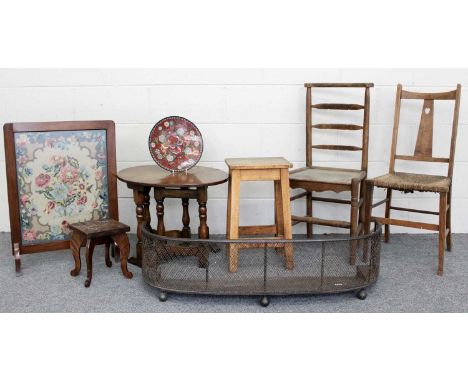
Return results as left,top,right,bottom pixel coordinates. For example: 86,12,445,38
69,219,133,287
225,157,294,272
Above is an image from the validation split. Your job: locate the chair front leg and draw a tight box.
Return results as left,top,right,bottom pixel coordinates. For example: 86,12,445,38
446,188,452,252
358,179,367,235
349,179,360,265
363,180,374,262
438,192,448,276
384,188,392,243
306,191,313,238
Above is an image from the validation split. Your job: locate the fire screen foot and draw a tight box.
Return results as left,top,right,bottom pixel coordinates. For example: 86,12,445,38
356,288,367,300
260,296,270,307
159,291,168,302
14,243,22,276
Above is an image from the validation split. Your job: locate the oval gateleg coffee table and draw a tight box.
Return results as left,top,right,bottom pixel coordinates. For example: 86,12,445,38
117,165,228,267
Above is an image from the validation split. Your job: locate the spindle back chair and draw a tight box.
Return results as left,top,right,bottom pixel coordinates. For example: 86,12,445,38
290,83,374,264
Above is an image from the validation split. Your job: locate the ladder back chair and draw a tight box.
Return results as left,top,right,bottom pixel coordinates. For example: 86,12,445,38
290,83,374,263
364,84,462,276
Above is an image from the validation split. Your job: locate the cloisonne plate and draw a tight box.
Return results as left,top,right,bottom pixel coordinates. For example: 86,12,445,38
148,116,203,172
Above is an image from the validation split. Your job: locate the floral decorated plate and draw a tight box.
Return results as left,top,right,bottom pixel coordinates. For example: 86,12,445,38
148,116,203,172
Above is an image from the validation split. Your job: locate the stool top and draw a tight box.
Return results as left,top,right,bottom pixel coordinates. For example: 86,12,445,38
69,219,130,238
225,157,292,170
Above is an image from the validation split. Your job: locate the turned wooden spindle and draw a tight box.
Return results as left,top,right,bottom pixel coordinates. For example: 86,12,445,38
181,196,191,238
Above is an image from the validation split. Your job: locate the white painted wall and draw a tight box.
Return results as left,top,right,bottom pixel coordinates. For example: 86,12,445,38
1,69,467,234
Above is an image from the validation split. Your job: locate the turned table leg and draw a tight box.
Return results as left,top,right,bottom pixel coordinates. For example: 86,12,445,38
155,187,166,235
181,189,191,238
197,186,209,239
197,186,209,267
112,234,133,279
128,187,151,267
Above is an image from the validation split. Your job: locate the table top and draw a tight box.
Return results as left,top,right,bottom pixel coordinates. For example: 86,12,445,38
225,157,292,170
117,165,229,188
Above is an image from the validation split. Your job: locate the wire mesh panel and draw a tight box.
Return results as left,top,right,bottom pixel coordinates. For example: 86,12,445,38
142,225,381,297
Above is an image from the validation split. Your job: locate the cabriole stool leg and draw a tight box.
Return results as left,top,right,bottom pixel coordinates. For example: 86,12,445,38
84,239,96,288
70,231,85,277
105,241,112,267
112,233,133,280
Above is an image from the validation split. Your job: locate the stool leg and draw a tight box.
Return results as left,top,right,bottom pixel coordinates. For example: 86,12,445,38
70,231,85,277
225,173,233,263
84,239,96,288
112,234,133,279
227,170,241,272
274,180,285,257
274,180,284,237
105,240,112,267
112,242,120,263
280,169,294,270
226,173,232,237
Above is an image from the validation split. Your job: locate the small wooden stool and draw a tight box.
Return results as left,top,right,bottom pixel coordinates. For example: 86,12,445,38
69,219,133,287
225,157,294,272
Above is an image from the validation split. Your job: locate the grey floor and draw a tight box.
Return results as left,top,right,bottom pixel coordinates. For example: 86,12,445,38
0,232,467,312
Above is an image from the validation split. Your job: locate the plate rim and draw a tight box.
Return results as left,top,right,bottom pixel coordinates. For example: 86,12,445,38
148,115,204,172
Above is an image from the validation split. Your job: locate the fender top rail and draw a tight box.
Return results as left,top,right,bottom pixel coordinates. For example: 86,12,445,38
142,224,382,244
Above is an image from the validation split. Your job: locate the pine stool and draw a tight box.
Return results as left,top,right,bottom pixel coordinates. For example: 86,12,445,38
225,157,294,272
69,219,133,287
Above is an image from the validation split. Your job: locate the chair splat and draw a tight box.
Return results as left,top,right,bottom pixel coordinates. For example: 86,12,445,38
414,99,434,157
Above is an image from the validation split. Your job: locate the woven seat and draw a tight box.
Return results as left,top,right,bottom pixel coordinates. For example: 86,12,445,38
290,166,366,186
372,172,451,193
